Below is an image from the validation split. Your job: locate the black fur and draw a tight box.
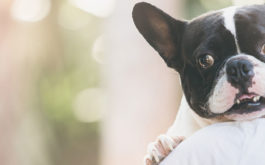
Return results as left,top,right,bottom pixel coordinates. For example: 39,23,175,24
132,2,265,118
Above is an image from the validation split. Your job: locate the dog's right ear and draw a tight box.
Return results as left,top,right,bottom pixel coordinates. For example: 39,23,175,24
132,2,187,71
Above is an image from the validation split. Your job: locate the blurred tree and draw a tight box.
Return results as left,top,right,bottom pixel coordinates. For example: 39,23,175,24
0,0,103,165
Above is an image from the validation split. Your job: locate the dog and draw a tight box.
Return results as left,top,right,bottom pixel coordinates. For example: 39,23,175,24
132,2,265,165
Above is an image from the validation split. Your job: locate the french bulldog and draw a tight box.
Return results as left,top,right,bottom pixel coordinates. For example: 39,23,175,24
132,2,265,165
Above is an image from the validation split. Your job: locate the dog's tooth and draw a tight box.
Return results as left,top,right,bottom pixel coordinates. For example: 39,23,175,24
253,97,256,102
253,96,261,102
236,99,240,105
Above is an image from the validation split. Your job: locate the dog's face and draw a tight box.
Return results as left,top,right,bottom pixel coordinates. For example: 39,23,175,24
132,2,265,120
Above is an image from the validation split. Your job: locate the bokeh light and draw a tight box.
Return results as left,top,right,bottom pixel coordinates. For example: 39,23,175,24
69,0,116,17
11,0,51,22
92,35,106,64
73,88,105,123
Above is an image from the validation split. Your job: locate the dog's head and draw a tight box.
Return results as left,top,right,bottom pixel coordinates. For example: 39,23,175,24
132,2,265,120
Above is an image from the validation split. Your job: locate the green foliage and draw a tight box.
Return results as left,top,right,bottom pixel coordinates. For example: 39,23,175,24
184,0,232,19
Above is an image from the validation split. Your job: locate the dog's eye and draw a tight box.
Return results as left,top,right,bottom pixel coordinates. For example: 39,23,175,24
261,44,265,55
198,55,214,69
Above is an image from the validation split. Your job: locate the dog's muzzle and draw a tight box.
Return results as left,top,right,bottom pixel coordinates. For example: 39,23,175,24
208,54,265,120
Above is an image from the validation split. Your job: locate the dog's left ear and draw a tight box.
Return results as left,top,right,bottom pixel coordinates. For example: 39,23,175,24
132,2,187,71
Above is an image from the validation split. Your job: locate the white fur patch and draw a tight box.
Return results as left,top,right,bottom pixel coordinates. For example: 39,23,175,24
208,73,239,114
167,96,214,137
248,56,265,95
222,6,241,53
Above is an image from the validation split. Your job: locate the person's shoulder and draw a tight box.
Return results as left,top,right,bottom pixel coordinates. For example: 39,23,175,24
161,118,265,165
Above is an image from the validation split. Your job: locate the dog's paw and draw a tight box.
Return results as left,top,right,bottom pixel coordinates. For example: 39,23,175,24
144,135,185,165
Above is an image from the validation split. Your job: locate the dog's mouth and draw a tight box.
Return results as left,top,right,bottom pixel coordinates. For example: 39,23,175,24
225,94,265,115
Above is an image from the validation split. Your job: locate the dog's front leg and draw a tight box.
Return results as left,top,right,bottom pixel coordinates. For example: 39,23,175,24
144,135,184,165
143,97,212,165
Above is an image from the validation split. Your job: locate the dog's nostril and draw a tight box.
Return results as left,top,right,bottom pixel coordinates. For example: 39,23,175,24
242,63,250,74
241,61,254,79
228,67,237,76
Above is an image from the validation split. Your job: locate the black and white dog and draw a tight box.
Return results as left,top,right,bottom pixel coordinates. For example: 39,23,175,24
132,2,265,165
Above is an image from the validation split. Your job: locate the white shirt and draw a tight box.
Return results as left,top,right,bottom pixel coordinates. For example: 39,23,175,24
161,118,265,165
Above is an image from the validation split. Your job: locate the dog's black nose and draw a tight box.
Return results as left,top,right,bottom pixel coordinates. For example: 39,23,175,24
226,59,254,86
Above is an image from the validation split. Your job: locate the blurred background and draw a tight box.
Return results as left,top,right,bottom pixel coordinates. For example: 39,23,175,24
0,0,263,165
